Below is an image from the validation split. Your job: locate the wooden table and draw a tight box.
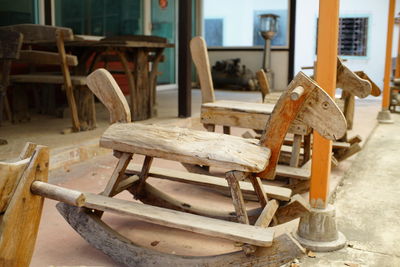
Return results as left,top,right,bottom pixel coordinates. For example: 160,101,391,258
63,36,174,126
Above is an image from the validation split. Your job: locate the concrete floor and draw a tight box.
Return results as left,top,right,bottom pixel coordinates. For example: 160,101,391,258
1,88,394,266
296,112,400,267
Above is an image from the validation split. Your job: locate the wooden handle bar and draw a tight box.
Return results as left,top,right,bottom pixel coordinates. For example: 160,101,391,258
290,86,305,101
31,181,86,207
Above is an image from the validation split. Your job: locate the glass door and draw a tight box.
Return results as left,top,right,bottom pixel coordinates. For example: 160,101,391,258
151,0,176,85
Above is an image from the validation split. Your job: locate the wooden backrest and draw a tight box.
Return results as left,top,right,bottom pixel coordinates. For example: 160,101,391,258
0,29,23,60
256,69,270,100
354,71,381,97
258,72,347,179
190,36,215,103
87,68,131,123
0,24,73,43
336,58,371,98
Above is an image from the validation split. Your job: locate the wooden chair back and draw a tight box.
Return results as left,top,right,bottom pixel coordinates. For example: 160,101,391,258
256,69,270,100
0,29,23,124
190,36,215,103
87,68,131,123
0,24,81,131
0,143,49,267
258,72,347,179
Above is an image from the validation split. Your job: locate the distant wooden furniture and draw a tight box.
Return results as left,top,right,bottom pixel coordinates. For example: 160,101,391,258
190,37,348,182
0,24,87,132
51,68,343,265
63,35,174,121
0,143,49,267
0,29,22,144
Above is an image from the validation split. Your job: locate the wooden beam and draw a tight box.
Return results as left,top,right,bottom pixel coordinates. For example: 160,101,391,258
178,0,192,117
382,0,396,109
310,0,339,209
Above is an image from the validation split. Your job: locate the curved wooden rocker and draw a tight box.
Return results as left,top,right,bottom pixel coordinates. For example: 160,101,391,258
42,68,346,266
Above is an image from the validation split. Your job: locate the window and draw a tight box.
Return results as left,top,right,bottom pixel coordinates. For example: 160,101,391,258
55,0,143,36
203,0,289,48
338,17,368,57
0,0,39,26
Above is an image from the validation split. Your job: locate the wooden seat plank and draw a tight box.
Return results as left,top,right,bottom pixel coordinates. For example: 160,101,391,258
84,192,274,247
18,50,78,66
126,163,292,201
10,74,86,85
100,123,271,172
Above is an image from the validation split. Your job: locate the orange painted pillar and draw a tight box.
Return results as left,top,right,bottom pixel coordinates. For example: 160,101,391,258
382,0,396,109
309,0,340,209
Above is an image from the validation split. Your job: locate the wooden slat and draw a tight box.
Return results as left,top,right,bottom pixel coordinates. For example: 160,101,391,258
83,192,274,247
0,30,23,59
126,164,292,201
0,24,73,43
18,50,78,66
276,164,310,180
190,36,215,103
201,100,311,135
10,74,86,85
255,199,279,227
101,123,271,173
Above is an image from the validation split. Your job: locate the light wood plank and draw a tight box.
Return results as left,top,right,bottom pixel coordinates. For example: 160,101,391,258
10,74,86,85
255,199,279,227
83,193,274,247
190,36,215,103
0,146,48,267
275,194,310,224
57,203,305,267
87,68,131,123
126,164,292,201
18,50,78,66
101,123,271,173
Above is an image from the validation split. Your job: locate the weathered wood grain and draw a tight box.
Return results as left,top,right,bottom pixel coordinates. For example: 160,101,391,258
30,181,85,207
0,146,48,267
10,74,86,85
126,163,292,201
190,36,215,103
275,194,310,224
18,50,78,66
255,199,279,227
336,58,371,98
57,203,305,267
0,158,29,212
87,68,131,123
82,192,274,247
101,123,271,172
354,71,381,97
0,29,23,59
0,24,73,43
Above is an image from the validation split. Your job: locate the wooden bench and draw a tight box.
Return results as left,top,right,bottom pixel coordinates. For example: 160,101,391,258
0,24,87,132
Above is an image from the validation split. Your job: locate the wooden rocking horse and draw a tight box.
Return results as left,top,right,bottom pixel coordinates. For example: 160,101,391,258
0,68,346,266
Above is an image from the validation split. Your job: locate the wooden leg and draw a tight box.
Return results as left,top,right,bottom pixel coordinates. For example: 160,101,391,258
131,156,154,198
248,175,268,207
303,134,311,165
223,126,231,135
203,123,215,132
96,152,133,217
225,171,249,224
290,134,302,167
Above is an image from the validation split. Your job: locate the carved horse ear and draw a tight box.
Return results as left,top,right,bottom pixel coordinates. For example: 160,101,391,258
87,68,131,124
336,58,372,98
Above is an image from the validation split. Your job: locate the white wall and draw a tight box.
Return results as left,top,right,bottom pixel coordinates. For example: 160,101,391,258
295,0,400,89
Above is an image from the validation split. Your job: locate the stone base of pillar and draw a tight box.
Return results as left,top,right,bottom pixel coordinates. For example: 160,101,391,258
293,204,346,252
377,109,394,124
